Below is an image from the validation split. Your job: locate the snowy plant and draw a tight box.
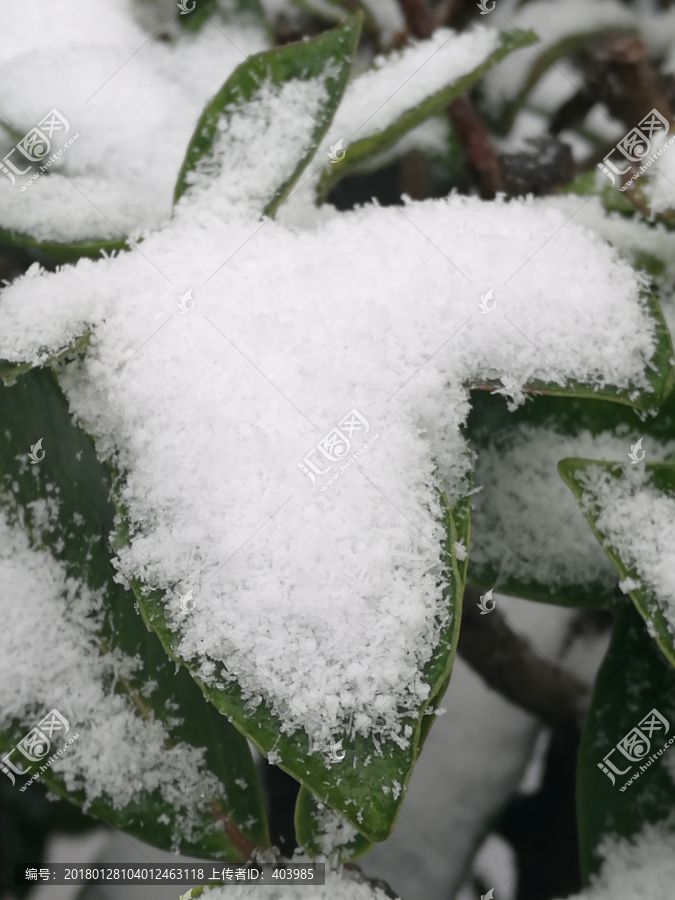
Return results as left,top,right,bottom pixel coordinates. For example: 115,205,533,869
1,1,675,899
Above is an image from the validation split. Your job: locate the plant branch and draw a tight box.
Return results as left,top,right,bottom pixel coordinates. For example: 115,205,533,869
446,94,504,198
397,0,434,38
458,586,590,731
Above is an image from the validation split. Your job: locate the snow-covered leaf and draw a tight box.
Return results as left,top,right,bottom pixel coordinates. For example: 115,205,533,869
469,292,674,410
0,186,669,841
316,28,534,201
295,785,373,860
0,368,269,859
174,17,362,216
559,458,675,667
466,387,675,609
576,604,675,880
121,491,469,842
0,331,91,386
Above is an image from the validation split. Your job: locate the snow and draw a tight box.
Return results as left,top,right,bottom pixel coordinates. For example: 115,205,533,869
471,425,675,594
0,0,267,242
561,821,675,900
470,834,518,900
303,800,361,858
527,61,579,112
542,194,675,339
0,190,660,756
325,26,501,150
575,464,675,637
643,133,675,216
0,506,225,843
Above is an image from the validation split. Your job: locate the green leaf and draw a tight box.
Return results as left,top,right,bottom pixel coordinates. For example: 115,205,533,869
0,332,91,387
294,785,373,861
576,603,675,881
316,29,536,202
0,366,269,860
558,457,675,667
174,17,362,215
465,370,675,608
119,488,470,843
0,226,128,265
290,0,346,22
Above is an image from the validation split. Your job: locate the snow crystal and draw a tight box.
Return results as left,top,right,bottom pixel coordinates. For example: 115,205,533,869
0,507,225,838
471,425,675,592
0,189,659,753
577,464,675,636
453,540,467,562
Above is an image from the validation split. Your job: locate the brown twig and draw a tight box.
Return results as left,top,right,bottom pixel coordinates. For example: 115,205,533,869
446,94,504,197
430,0,462,30
397,0,434,38
458,586,590,731
584,31,672,128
